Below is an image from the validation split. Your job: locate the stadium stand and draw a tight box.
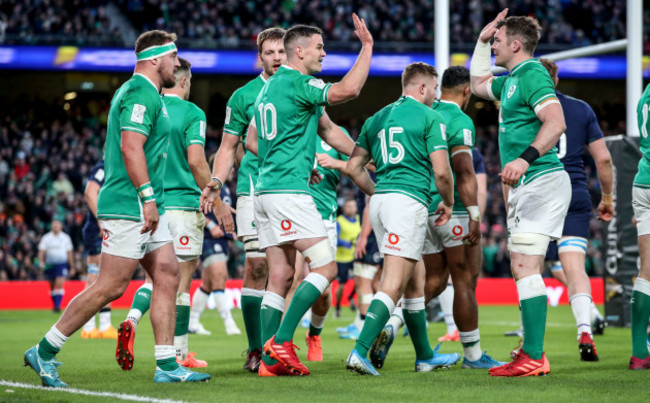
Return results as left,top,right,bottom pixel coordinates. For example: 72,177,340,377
0,0,635,51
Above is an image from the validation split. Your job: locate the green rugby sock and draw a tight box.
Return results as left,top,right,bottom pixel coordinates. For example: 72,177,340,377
631,278,650,359
275,280,323,344
260,293,284,366
241,289,264,351
354,292,394,357
403,298,433,361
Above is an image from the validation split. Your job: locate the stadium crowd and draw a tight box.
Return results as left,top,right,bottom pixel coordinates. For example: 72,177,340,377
0,90,624,281
0,0,638,51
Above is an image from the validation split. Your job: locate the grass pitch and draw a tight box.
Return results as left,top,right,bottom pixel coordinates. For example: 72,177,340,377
0,305,646,402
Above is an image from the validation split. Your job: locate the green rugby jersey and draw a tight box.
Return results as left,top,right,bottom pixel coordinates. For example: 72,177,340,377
162,94,207,211
253,65,331,195
634,83,650,188
356,96,448,207
98,74,170,221
488,58,564,186
429,99,476,216
224,74,266,196
310,127,350,221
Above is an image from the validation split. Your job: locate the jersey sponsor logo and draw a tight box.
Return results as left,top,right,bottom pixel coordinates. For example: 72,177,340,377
102,230,110,247
507,84,517,99
200,121,206,139
180,236,190,245
225,106,232,125
130,104,146,124
388,233,399,245
452,225,463,236
251,220,256,229
308,78,326,90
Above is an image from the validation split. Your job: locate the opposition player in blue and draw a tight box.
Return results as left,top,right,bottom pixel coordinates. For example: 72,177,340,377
538,59,614,361
80,159,118,339
189,176,241,337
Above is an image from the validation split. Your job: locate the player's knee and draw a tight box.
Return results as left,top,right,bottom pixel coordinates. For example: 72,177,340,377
302,239,334,270
268,266,294,290
557,236,587,255
248,257,268,281
509,233,550,255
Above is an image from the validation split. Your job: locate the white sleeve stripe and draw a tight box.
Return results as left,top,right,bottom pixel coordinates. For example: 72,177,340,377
121,127,149,136
534,99,560,115
532,94,558,107
189,140,204,144
433,145,448,150
323,83,332,104
451,148,473,158
486,78,497,101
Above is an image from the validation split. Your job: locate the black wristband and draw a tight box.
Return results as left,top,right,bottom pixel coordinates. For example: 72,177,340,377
519,146,540,164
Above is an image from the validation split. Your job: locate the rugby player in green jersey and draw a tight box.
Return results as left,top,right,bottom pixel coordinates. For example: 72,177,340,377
470,9,571,376
241,15,373,376
630,83,650,370
116,57,212,370
345,62,455,375
24,31,210,386
369,66,506,371
200,27,286,373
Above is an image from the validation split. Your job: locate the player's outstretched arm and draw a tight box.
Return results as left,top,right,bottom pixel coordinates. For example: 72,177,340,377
327,13,373,106
121,131,159,234
317,112,355,155
430,149,454,226
451,146,480,245
470,8,508,100
346,146,375,196
187,144,211,190
588,138,615,221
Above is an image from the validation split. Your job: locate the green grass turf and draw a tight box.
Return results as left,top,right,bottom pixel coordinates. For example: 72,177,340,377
0,305,646,402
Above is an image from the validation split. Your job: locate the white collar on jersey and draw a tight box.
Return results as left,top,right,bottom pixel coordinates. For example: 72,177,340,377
133,73,159,92
163,93,181,99
259,73,267,82
438,99,462,109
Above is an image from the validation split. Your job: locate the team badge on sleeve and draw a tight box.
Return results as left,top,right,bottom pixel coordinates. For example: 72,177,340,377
440,123,447,141
130,104,146,124
463,129,473,146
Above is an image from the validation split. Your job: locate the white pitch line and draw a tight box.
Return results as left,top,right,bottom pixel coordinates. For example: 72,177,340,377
480,320,574,328
0,380,184,403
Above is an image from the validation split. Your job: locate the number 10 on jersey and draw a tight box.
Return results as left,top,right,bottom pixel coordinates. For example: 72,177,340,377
257,102,277,140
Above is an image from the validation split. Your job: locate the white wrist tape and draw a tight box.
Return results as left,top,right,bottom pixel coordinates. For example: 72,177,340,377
470,40,492,77
467,206,481,222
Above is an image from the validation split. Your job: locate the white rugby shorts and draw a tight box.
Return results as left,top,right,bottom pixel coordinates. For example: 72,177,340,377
369,193,428,261
236,196,258,239
633,187,650,236
167,210,205,260
99,213,172,260
254,194,327,249
507,170,571,240
422,214,469,255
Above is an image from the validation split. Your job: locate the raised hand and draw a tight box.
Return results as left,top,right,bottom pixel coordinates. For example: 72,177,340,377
352,13,373,47
479,8,508,43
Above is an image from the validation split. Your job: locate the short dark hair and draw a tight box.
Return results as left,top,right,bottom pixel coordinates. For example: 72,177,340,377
135,30,177,53
174,57,192,81
284,25,323,58
496,16,542,55
539,58,558,84
257,27,286,53
441,66,470,89
401,62,438,88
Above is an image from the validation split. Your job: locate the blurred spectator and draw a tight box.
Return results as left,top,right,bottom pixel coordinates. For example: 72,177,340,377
38,219,74,312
